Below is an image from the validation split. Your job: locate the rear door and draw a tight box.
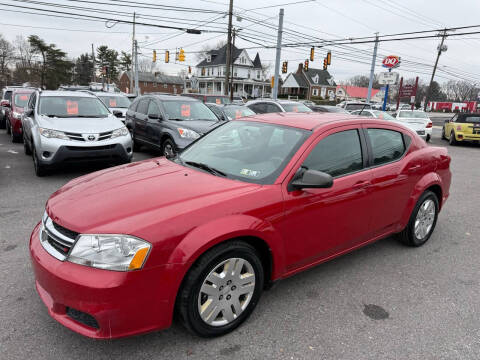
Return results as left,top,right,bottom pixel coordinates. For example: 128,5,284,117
134,98,150,143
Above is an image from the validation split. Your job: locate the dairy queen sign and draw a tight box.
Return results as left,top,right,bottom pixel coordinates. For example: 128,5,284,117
382,55,401,69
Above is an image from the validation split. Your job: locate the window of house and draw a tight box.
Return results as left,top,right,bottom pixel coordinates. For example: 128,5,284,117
256,71,260,79
312,89,319,96
207,55,211,62
163,84,168,89
303,130,364,177
367,129,406,166
153,82,157,87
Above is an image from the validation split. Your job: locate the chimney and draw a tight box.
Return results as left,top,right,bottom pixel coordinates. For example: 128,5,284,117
297,63,303,74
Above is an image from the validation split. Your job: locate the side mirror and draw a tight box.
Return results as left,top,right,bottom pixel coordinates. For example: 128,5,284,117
24,108,34,117
1,100,10,108
289,169,333,191
113,110,123,118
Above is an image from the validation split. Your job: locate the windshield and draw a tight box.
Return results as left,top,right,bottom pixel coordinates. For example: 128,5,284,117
399,111,428,119
345,104,371,111
98,95,131,108
39,96,110,117
372,110,395,120
179,121,309,184
223,106,255,120
14,93,31,107
281,103,312,113
163,100,218,121
206,96,231,105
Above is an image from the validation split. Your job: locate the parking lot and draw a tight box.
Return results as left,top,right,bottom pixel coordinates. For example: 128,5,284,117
1,126,479,359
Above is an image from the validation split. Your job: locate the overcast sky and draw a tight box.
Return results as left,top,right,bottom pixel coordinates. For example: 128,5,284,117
1,0,479,85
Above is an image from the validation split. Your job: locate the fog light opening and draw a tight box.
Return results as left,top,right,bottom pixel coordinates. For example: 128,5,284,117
42,151,51,158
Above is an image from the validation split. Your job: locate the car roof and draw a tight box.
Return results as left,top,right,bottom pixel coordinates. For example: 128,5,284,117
12,88,35,94
247,99,300,105
39,90,97,98
147,94,200,101
96,93,127,97
236,112,365,131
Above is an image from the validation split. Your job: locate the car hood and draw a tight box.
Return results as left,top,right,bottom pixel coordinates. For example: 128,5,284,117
37,115,124,133
169,119,223,135
46,158,261,233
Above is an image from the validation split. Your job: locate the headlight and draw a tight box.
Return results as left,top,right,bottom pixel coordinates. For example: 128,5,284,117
68,234,151,271
177,127,200,139
111,126,129,138
38,127,69,140
13,111,22,119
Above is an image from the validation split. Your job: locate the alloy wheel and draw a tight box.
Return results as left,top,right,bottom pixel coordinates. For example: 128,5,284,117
163,142,175,159
197,258,255,327
414,199,436,240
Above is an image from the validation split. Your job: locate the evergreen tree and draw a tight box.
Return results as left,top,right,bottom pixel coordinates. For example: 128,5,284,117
74,53,93,85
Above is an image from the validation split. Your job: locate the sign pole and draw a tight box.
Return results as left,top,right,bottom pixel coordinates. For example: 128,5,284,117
396,77,403,111
411,76,419,110
382,68,391,111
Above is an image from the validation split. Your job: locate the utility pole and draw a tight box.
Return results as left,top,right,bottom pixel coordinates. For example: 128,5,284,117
424,29,448,111
134,40,139,95
367,33,379,104
130,12,136,94
224,0,234,96
91,43,96,83
272,8,284,100
230,28,236,102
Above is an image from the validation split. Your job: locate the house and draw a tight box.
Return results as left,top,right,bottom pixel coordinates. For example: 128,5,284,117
336,85,385,102
192,44,271,98
281,63,336,100
118,71,184,95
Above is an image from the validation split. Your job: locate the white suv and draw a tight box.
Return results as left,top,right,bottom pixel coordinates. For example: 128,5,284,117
22,90,133,176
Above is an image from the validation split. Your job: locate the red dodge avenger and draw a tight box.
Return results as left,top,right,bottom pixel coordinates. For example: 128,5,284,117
30,112,451,338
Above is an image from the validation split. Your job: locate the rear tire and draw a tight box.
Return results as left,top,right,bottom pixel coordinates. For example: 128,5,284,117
178,241,264,337
5,119,11,134
396,190,439,247
449,131,457,146
441,127,446,140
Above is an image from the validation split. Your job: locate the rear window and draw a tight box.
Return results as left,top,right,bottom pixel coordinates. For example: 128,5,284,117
206,96,231,105
399,111,428,119
457,115,480,124
14,93,31,107
98,96,130,108
281,103,312,113
223,106,255,120
345,104,371,111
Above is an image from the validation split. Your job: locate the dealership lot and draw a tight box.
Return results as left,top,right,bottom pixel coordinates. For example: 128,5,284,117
1,128,479,359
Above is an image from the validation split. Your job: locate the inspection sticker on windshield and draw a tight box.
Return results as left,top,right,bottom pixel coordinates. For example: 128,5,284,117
181,104,191,117
66,100,79,114
109,99,117,107
20,95,28,100
240,168,260,177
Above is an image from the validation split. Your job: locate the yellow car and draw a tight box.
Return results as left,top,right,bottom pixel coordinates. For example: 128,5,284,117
442,113,480,145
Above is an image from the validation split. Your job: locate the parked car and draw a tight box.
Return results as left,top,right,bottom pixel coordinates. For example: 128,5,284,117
30,112,451,339
1,86,35,129
205,103,256,121
310,105,350,114
22,90,132,176
246,99,312,113
126,94,221,158
398,104,413,110
394,110,433,141
351,109,428,141
338,101,372,113
299,100,316,108
231,96,246,105
96,93,131,123
182,93,231,105
5,88,36,142
442,113,480,145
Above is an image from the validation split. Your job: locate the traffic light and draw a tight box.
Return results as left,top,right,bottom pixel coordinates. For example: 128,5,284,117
310,47,314,61
165,50,169,63
188,66,191,74
323,58,327,70
178,48,185,62
304,59,309,71
282,61,288,74
327,51,331,65
153,50,156,62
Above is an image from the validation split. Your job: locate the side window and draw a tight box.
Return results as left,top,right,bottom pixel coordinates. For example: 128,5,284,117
367,129,405,166
249,103,265,114
266,103,281,113
147,101,160,117
359,111,373,117
136,99,149,115
303,129,363,177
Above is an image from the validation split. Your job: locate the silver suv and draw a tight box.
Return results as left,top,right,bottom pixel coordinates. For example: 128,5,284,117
22,90,133,176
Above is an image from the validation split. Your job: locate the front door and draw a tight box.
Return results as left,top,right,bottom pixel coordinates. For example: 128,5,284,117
281,126,373,271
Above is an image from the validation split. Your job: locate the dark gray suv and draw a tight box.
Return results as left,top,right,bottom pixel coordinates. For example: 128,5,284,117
126,95,221,158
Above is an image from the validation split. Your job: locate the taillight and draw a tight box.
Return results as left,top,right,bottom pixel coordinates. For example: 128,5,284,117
426,122,432,128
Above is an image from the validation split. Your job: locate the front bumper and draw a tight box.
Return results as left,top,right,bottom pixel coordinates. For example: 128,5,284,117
29,223,184,339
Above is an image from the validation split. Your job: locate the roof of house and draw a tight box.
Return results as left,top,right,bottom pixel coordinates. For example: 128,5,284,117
124,71,184,85
336,85,380,98
293,73,308,88
196,45,262,68
303,68,336,87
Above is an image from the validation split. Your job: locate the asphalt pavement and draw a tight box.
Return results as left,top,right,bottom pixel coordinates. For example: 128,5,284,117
1,128,479,360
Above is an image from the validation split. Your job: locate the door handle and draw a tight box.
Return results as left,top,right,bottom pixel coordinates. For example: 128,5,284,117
408,165,421,173
352,180,370,189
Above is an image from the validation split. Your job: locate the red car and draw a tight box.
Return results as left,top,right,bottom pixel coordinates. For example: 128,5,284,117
30,113,451,339
5,89,34,142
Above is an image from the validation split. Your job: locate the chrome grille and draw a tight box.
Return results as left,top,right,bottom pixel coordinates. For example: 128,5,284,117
40,213,78,261
65,132,85,141
98,131,113,141
64,132,113,141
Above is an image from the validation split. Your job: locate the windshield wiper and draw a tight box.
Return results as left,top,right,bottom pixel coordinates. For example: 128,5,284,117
184,161,227,177
168,118,184,121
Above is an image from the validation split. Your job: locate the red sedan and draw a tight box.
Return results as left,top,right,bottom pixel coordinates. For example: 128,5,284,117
5,89,34,142
30,113,451,338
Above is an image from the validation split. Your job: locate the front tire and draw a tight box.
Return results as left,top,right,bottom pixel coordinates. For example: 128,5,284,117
178,241,264,337
23,135,32,155
396,190,439,247
162,138,177,159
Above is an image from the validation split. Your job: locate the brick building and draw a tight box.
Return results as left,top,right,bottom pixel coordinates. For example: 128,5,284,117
118,72,184,95
281,63,336,100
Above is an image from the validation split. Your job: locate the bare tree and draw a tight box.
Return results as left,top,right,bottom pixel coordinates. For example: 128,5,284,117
347,74,381,89
195,40,227,61
12,35,39,85
137,58,160,73
0,35,14,87
443,80,478,102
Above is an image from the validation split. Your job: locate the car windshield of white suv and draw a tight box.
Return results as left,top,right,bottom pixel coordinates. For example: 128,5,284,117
98,95,131,108
398,111,428,119
281,103,312,113
178,121,309,184
163,100,218,121
39,96,110,118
